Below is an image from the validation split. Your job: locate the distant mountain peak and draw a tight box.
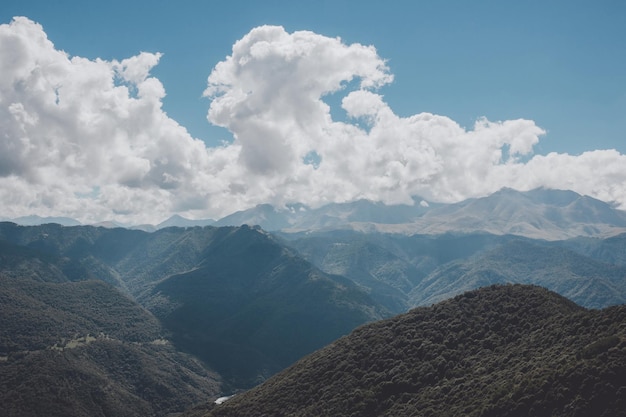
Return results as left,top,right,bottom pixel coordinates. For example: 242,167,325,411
10,215,81,227
157,214,214,229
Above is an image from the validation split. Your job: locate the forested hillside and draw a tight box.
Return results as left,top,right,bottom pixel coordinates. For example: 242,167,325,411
0,222,386,397
0,239,221,417
200,285,626,417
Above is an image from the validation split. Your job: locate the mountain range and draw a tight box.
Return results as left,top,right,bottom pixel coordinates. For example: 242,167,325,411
6,188,626,240
281,230,626,313
1,187,626,416
0,222,386,398
200,188,626,240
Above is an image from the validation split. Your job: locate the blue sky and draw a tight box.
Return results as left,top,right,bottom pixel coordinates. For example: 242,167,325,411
1,1,626,223
5,0,625,154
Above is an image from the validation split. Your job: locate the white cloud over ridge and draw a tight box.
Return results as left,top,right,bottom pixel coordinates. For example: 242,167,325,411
1,17,626,224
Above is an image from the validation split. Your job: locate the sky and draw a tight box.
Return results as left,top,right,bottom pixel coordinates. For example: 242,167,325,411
1,0,625,224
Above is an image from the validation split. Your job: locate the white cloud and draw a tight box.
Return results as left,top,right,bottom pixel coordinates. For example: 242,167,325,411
1,18,625,225
0,17,226,224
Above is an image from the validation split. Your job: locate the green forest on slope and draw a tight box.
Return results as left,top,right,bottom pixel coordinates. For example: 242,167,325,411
200,285,626,417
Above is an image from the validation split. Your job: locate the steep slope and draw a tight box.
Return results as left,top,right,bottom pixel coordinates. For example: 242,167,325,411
1,336,220,417
0,222,224,298
199,285,626,417
148,225,388,389
410,240,626,308
0,239,221,417
0,223,390,392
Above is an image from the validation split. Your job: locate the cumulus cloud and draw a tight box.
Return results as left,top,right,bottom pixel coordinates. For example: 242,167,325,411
0,17,230,224
1,18,626,224
205,25,626,210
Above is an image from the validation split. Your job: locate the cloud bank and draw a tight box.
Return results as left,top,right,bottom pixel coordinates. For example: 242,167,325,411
1,17,625,224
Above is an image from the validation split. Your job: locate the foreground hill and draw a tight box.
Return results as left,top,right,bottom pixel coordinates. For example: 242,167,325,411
199,285,626,417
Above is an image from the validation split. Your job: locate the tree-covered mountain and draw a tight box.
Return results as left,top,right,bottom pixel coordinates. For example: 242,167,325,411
2,190,626,416
0,222,387,394
281,230,626,313
146,225,388,389
279,231,436,313
557,232,626,267
0,239,221,417
196,285,626,417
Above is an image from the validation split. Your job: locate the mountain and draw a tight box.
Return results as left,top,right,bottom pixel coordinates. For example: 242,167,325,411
213,204,294,230
0,222,388,391
390,188,626,239
280,231,429,313
9,215,81,227
556,232,626,267
208,188,626,240
157,214,215,229
146,225,388,389
196,285,626,417
409,239,626,308
282,229,626,313
9,188,624,240
212,199,432,232
0,239,220,417
286,199,432,231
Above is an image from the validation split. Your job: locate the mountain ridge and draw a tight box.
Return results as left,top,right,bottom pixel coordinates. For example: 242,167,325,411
6,188,626,240
0,222,388,392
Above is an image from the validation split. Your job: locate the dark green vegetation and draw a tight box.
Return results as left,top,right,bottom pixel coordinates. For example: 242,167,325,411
0,239,220,417
1,340,219,417
148,226,387,388
201,285,626,417
0,221,386,410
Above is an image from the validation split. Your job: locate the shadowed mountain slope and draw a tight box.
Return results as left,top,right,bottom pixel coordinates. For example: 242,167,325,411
0,222,388,392
198,285,626,417
147,225,388,389
0,239,221,417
